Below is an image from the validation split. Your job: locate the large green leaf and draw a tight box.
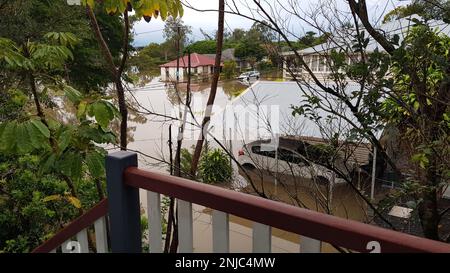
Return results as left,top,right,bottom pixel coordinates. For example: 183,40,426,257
0,122,6,146
71,153,83,180
58,152,82,179
64,85,82,104
77,100,88,120
40,153,56,174
85,151,105,178
0,121,17,152
92,101,113,129
103,101,120,118
58,127,73,152
26,121,46,149
16,122,33,154
30,119,50,138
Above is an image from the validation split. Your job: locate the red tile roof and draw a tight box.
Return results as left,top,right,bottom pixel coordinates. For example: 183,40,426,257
159,53,221,68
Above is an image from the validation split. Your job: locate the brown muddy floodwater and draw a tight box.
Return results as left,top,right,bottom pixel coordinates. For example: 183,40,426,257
123,78,371,253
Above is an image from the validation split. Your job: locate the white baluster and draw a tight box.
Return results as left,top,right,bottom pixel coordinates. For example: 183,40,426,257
212,210,229,253
300,236,322,253
76,229,89,253
94,217,108,253
147,191,162,253
252,223,271,253
178,200,193,253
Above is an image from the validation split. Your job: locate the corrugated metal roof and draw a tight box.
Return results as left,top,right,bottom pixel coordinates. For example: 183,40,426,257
210,81,382,158
159,53,222,68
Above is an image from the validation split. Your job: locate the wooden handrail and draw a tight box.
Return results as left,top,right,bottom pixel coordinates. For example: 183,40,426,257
32,199,108,253
124,167,450,253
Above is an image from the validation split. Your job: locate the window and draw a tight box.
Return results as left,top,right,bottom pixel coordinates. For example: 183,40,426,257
278,148,309,165
296,142,329,165
311,55,319,72
252,145,276,158
318,56,326,72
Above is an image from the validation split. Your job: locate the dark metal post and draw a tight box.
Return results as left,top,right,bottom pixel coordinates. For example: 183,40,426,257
106,151,141,253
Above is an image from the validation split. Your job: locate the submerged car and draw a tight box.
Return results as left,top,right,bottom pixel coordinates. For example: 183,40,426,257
237,71,260,81
238,138,349,185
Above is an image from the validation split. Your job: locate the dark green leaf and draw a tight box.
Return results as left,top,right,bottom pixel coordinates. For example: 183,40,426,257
58,128,73,152
93,101,113,129
64,85,82,104
0,121,17,152
30,119,50,138
16,122,33,154
85,151,105,178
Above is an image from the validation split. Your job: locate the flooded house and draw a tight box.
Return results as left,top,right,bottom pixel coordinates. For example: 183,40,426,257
159,52,222,82
281,15,450,81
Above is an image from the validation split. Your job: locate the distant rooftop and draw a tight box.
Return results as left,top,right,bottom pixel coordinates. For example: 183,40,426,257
159,52,221,68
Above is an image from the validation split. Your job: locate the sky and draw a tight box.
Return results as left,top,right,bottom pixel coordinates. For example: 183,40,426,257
132,0,407,47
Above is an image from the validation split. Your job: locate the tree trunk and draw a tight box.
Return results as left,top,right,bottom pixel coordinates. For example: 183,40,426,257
418,187,440,240
86,6,129,150
190,0,225,176
419,155,440,240
115,81,128,150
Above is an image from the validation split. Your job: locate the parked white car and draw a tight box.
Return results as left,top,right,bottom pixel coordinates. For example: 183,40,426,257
237,71,260,81
238,139,347,185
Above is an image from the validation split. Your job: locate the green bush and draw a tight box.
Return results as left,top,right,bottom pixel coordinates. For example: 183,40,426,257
257,60,274,71
198,148,232,184
222,60,237,79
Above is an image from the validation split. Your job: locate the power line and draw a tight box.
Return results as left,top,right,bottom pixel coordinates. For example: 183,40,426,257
134,28,165,35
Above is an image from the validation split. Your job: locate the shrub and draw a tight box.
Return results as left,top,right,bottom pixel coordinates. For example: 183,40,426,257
198,148,232,184
222,60,237,79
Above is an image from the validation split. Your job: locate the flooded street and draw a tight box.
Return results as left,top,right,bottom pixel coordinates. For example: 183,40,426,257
125,78,370,253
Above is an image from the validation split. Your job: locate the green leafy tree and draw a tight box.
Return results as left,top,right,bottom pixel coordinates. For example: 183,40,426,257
0,0,127,92
0,33,119,251
163,16,192,54
198,149,232,184
184,40,217,54
222,60,237,79
129,43,167,77
235,39,265,63
286,1,450,240
380,24,450,239
383,0,450,23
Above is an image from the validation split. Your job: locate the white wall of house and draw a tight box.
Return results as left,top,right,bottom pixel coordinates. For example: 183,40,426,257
160,65,216,82
282,53,360,81
160,67,186,82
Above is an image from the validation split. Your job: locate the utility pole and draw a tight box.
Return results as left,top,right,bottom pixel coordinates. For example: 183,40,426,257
175,50,191,178
176,26,181,84
165,25,182,254
174,25,182,177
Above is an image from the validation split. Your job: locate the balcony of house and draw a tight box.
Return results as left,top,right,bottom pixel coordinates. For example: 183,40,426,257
32,151,450,254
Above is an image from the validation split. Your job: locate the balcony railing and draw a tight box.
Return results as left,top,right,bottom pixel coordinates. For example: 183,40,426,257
33,151,450,253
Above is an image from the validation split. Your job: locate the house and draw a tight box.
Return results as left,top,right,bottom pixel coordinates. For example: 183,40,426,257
282,16,450,81
280,16,450,196
159,53,222,82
